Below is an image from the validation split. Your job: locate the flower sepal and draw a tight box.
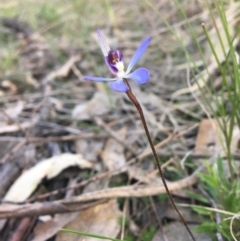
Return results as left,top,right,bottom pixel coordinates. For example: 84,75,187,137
83,30,151,92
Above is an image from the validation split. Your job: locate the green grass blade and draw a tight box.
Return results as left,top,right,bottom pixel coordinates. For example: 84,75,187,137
60,228,126,241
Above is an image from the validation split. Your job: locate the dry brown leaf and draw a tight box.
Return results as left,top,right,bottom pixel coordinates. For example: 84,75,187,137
0,119,36,134
75,138,104,162
25,74,40,88
1,80,18,95
32,212,79,241
152,222,212,241
72,92,113,120
43,55,81,84
127,162,159,184
0,100,25,121
4,153,93,202
101,128,126,173
195,119,240,156
194,119,240,177
48,97,64,112
128,165,154,183
55,199,122,241
195,119,223,155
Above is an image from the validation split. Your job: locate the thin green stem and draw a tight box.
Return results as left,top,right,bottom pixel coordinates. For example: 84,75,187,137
60,228,125,241
124,79,196,241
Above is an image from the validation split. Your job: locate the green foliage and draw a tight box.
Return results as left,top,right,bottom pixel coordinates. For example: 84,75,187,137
141,226,157,241
185,190,210,204
124,233,135,241
194,221,218,234
157,193,168,202
143,1,240,238
145,0,239,179
195,1,240,178
191,206,212,216
38,3,61,24
194,157,240,240
82,170,91,180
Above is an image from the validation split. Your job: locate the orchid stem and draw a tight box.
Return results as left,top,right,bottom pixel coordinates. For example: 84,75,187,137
124,79,195,241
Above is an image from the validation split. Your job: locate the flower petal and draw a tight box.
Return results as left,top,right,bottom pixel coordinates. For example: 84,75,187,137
109,79,129,92
126,37,151,74
96,29,111,57
125,68,150,84
83,76,116,82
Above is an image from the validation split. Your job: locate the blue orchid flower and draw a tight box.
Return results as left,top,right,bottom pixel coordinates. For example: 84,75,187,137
83,29,151,92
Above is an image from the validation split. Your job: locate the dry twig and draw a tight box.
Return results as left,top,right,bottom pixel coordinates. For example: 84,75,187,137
0,168,201,219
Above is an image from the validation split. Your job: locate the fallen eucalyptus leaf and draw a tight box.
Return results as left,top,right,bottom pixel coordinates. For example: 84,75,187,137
4,153,93,202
